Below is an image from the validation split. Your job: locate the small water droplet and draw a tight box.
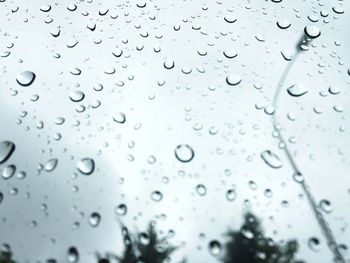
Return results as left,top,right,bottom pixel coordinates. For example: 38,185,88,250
77,158,95,175
45,159,58,172
175,144,195,163
2,165,16,180
163,59,175,69
151,190,163,201
113,112,126,124
0,141,15,164
208,240,222,256
67,247,79,263
226,73,241,86
196,184,207,196
287,84,308,97
16,71,36,86
69,91,85,102
319,199,332,214
304,26,321,39
115,204,128,216
226,189,236,201
308,237,322,252
89,212,101,227
260,150,282,169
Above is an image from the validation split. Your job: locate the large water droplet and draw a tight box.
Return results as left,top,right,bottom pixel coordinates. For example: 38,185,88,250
69,91,85,102
226,73,241,86
304,26,321,39
287,84,308,97
45,159,58,172
16,71,36,86
2,165,16,180
0,141,15,164
277,19,291,29
175,144,195,163
260,150,282,169
77,158,95,175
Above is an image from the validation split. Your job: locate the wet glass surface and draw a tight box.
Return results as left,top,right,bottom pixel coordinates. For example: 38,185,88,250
0,0,349,262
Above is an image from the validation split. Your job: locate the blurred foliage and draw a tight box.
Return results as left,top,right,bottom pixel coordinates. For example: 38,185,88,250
0,250,15,263
221,213,304,263
1,213,304,263
98,223,183,263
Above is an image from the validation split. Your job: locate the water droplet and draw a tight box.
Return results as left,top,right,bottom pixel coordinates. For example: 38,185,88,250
163,59,175,69
112,112,126,124
69,91,85,102
332,6,344,15
224,15,237,23
260,150,282,169
115,204,127,216
40,4,51,12
0,141,15,164
226,189,236,201
287,84,308,97
293,172,304,183
208,240,222,256
226,73,241,86
151,190,163,201
2,165,16,180
319,199,332,214
223,49,238,59
304,26,321,39
175,144,195,163
308,237,322,252
45,159,58,172
16,71,36,86
67,247,79,263
89,212,101,227
77,158,95,175
196,184,207,196
277,19,291,29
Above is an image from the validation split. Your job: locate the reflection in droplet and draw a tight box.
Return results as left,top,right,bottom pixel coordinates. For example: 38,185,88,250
0,141,15,164
175,144,195,163
16,71,36,86
77,158,95,175
260,150,282,169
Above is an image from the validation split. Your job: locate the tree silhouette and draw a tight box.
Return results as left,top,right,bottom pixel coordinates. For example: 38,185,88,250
0,246,16,263
98,223,184,263
220,213,304,263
